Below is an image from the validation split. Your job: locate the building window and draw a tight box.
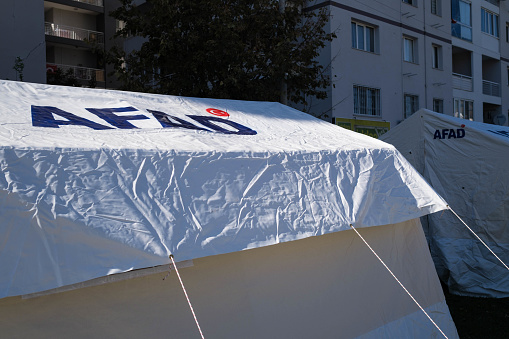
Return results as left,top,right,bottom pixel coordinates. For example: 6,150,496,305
431,0,441,16
403,0,416,6
454,98,473,120
432,44,442,69
403,36,417,63
351,21,376,53
404,94,419,118
353,85,381,116
481,8,499,37
451,0,472,41
506,23,509,42
433,98,444,113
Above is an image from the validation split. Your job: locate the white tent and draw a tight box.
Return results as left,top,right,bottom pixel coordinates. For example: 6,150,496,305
0,81,458,338
381,109,509,298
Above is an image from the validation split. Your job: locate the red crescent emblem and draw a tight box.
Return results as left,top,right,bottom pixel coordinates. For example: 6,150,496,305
206,108,229,117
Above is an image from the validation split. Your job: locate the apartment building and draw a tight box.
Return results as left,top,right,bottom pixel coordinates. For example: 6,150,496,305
0,0,120,88
308,0,509,137
1,0,507,130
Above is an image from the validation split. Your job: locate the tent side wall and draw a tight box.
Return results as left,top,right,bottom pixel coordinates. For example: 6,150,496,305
379,109,426,173
0,218,458,339
381,109,509,298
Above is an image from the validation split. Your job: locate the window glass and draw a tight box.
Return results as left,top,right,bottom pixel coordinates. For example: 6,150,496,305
403,37,415,62
451,0,472,41
454,98,473,120
358,25,365,50
432,45,441,69
431,0,441,16
404,94,419,118
482,8,499,37
352,22,376,53
433,99,443,113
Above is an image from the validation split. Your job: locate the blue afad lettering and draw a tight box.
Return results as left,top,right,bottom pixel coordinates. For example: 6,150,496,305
31,105,257,135
148,109,208,131
433,128,465,139
149,109,256,135
32,106,112,130
86,107,149,129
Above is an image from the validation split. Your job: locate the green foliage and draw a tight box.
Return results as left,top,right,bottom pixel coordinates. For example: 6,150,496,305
107,0,335,108
47,68,80,87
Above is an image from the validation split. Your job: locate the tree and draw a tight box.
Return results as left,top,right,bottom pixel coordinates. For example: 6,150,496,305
47,68,80,87
13,57,25,81
108,0,335,110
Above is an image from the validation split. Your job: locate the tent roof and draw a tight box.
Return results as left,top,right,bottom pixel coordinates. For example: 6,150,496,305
0,81,447,298
2,80,384,153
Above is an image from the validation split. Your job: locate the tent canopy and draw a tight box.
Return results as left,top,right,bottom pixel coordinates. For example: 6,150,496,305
0,81,447,298
381,109,509,298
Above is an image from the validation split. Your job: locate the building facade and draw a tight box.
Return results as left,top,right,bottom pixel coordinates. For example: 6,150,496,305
0,0,120,88
308,0,509,135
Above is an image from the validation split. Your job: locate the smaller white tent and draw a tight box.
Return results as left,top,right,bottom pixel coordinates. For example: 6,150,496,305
0,81,458,338
381,109,509,298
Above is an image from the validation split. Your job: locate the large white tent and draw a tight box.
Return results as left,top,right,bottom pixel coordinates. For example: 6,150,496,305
0,81,458,338
381,109,509,298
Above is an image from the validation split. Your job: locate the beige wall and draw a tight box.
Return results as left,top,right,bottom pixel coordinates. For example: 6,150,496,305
0,219,446,338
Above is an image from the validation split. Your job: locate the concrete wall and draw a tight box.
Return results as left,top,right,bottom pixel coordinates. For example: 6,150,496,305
0,0,46,83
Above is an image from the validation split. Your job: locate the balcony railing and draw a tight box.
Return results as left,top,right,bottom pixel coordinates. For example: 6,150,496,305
73,0,103,6
482,79,501,97
45,22,104,44
452,73,473,91
47,63,105,82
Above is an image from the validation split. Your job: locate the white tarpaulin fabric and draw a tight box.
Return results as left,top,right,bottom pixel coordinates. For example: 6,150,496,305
381,109,509,298
0,81,447,298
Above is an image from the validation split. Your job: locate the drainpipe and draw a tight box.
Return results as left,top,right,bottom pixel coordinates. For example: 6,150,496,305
279,0,288,105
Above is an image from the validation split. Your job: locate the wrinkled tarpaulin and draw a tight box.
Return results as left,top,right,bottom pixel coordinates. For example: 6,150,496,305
0,81,447,298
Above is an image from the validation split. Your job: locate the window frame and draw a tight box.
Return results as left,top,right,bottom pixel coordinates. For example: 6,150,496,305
351,21,377,53
353,85,381,117
404,94,419,118
403,36,417,63
431,0,442,16
454,98,474,120
481,8,499,38
432,44,442,69
433,98,444,113
451,0,472,41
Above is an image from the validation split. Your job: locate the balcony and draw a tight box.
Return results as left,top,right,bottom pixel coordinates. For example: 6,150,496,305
73,0,103,6
482,80,501,97
452,73,473,91
47,63,104,82
484,0,499,6
45,22,104,44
